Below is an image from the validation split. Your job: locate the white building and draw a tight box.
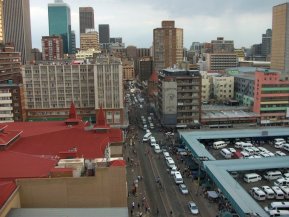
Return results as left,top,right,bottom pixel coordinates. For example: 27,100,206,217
0,89,14,123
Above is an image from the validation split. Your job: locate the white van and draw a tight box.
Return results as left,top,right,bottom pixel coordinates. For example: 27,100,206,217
213,141,227,149
265,201,289,213
274,138,285,143
163,151,170,159
243,147,255,155
280,186,289,199
272,186,285,200
274,178,289,186
264,171,282,181
260,186,275,199
239,143,253,149
154,144,161,153
249,187,266,201
244,173,262,183
173,171,183,184
142,132,152,142
166,157,176,169
220,148,232,159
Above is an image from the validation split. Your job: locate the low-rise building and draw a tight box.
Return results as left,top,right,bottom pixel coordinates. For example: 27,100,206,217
212,76,234,101
205,53,238,72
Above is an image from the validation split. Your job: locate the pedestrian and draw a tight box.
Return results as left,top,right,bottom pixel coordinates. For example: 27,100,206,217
156,208,159,216
138,202,140,209
131,209,133,215
170,210,173,215
139,212,143,217
132,201,135,209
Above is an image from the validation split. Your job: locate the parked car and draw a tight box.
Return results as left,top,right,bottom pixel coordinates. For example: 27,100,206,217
170,166,178,175
188,201,199,214
179,184,189,194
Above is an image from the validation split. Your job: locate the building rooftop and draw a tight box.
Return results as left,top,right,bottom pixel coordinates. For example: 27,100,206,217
202,110,258,119
161,69,200,77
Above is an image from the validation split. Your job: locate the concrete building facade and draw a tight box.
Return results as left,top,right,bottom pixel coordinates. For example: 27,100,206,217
98,24,110,44
122,61,135,81
138,57,153,81
253,70,289,125
79,7,94,34
0,0,4,43
153,21,183,72
261,28,272,58
211,37,234,53
41,35,63,61
271,3,289,78
206,53,238,72
80,31,99,51
3,0,32,64
157,69,201,127
212,76,234,101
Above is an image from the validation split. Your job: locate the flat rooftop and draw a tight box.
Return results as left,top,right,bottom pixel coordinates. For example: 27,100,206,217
202,110,259,119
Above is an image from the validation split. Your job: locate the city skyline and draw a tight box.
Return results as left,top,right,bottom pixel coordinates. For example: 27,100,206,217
30,0,286,49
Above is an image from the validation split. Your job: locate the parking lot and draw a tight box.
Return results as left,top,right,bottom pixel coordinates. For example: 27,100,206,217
199,136,289,215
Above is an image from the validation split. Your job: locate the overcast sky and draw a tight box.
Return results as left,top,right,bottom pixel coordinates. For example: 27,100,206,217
30,0,286,50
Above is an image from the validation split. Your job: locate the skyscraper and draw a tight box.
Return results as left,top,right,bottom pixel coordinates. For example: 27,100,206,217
71,30,76,54
98,24,110,44
3,0,32,64
271,3,289,78
261,29,272,58
48,0,71,54
79,7,94,34
153,21,183,72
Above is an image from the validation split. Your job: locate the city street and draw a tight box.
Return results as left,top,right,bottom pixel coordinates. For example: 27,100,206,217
124,94,218,217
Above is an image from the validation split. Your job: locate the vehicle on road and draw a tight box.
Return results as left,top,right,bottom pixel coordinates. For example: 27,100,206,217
163,151,170,159
170,166,178,175
142,132,152,142
179,184,189,194
166,157,176,169
154,144,162,153
188,201,199,214
173,171,183,184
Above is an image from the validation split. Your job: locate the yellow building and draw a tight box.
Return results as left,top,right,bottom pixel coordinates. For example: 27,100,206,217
80,31,100,51
0,0,4,43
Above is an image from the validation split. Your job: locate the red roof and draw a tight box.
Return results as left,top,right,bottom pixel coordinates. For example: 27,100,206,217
65,101,82,124
110,160,126,167
94,106,110,129
0,181,17,208
149,70,158,82
0,130,22,146
0,151,57,180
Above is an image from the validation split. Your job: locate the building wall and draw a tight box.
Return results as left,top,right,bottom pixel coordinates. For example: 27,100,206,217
253,70,289,125
41,36,63,61
3,0,32,64
16,167,127,208
153,21,183,72
207,53,238,71
79,7,94,34
0,190,21,217
122,64,135,81
138,57,153,81
201,77,210,102
0,0,4,43
213,76,234,101
80,31,99,51
271,3,289,77
98,24,110,44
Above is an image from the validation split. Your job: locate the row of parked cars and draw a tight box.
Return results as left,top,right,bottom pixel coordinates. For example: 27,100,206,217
141,115,155,130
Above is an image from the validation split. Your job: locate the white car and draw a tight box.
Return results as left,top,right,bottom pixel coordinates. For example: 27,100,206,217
228,148,236,153
179,184,189,194
275,142,285,149
275,151,286,156
188,201,199,214
154,144,162,153
163,151,170,159
170,166,178,175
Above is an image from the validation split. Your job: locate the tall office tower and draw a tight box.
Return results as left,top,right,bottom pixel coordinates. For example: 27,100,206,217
153,20,183,72
3,0,32,64
48,0,72,54
271,3,289,78
98,24,110,44
0,0,4,43
80,30,99,51
79,7,94,34
71,30,76,54
261,29,272,57
41,35,63,61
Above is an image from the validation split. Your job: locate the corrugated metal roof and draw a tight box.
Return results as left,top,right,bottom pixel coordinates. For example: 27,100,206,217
7,208,128,217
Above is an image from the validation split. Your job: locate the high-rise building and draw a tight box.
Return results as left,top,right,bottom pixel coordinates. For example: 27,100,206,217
3,0,32,64
110,37,122,44
153,20,183,72
137,48,150,58
98,24,110,44
71,30,76,54
0,0,4,43
79,7,94,34
271,3,289,78
48,0,72,54
126,46,137,59
80,30,99,51
41,35,63,61
261,29,272,57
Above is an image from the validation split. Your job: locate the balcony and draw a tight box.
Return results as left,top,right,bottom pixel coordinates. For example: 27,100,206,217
0,100,12,104
0,113,14,118
0,93,12,97
0,107,13,111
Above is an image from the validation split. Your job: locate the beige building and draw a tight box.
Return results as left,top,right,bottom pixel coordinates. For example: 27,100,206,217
200,71,211,102
205,53,238,72
271,3,289,78
80,30,100,51
213,76,234,101
153,21,183,72
23,59,125,126
122,61,135,81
